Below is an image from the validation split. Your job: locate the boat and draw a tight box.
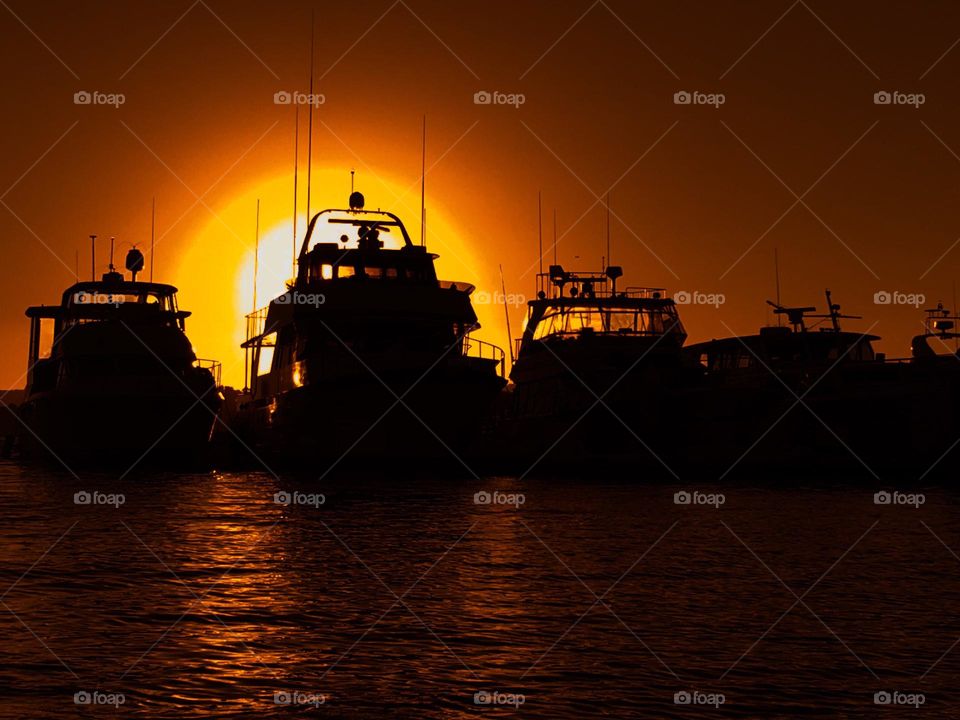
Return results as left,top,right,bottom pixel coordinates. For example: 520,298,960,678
484,262,693,469
19,244,221,465
232,191,507,465
681,291,960,474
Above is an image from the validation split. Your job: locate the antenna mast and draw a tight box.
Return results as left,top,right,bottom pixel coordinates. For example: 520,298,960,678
605,193,611,270
420,115,426,247
150,198,156,282
253,199,260,313
305,12,315,224
75,250,79,282
292,104,299,277
537,192,543,292
552,209,558,266
500,264,515,366
90,234,96,281
774,248,782,327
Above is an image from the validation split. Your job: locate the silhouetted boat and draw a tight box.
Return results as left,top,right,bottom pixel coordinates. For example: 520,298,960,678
483,263,692,469
681,292,960,474
19,247,221,465
232,191,506,464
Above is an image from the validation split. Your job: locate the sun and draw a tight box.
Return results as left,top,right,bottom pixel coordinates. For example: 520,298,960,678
173,168,502,388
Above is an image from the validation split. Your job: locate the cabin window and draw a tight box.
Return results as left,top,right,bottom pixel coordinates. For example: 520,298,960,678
385,267,399,279
321,264,333,280
257,333,276,376
338,266,356,279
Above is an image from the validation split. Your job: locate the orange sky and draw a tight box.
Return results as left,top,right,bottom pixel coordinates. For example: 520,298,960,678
4,0,960,387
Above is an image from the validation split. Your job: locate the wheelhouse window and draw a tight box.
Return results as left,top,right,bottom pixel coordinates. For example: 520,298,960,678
532,305,683,340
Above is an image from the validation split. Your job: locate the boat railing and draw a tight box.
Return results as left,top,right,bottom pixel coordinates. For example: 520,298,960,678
245,306,271,343
462,335,506,377
196,358,222,387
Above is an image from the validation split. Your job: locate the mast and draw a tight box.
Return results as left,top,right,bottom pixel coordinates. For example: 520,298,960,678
292,104,299,277
500,264,515,366
253,199,260,313
421,115,427,246
305,12,315,224
605,193,611,270
150,197,156,282
774,248,781,326
552,209,557,266
537,191,542,294
90,234,96,281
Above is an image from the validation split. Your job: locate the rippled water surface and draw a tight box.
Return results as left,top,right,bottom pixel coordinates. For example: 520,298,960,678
1,462,959,718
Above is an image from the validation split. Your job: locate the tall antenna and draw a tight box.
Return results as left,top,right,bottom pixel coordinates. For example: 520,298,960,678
253,199,260,313
90,234,96,281
75,250,79,282
350,169,355,193
552,209,557,266
605,193,611,269
420,115,427,246
537,191,543,282
292,104,299,277
500,264,515,366
109,236,115,271
150,197,156,282
305,11,315,224
774,247,782,326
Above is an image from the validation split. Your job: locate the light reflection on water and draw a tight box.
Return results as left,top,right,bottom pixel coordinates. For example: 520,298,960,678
0,462,959,718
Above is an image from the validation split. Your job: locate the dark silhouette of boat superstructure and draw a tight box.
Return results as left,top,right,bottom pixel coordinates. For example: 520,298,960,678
234,192,506,464
486,263,692,468
681,292,960,474
20,249,221,465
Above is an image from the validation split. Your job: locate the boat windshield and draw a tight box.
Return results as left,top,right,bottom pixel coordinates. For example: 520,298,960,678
68,289,177,311
306,211,408,253
532,305,683,339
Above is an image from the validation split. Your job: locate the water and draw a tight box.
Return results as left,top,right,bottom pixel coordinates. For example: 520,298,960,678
0,462,958,718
